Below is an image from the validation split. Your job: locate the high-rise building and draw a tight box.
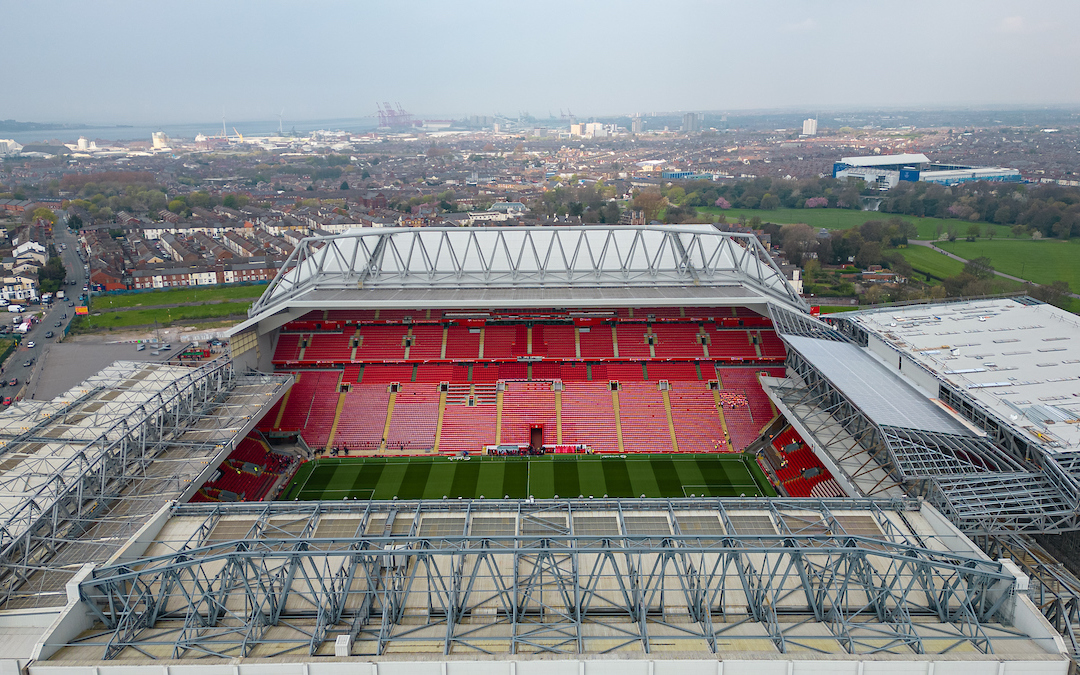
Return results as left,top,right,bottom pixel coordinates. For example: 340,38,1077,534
631,116,644,134
802,118,818,136
682,112,703,133
152,131,169,149
77,137,90,151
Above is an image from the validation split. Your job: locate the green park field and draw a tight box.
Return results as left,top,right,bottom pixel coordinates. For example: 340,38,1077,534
696,206,1009,240
279,453,775,501
938,239,1080,293
91,284,266,310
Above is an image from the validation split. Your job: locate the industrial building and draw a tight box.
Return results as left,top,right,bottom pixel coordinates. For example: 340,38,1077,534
832,153,1022,189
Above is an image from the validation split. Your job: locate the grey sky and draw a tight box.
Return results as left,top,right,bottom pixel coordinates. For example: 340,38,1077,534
4,0,1079,125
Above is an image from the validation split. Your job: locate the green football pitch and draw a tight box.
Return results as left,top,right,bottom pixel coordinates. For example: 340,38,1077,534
279,453,776,501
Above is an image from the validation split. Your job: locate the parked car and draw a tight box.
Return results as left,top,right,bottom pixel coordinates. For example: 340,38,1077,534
26,341,35,349
2,397,13,406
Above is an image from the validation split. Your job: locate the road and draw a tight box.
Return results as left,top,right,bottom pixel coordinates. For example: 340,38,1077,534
0,224,88,403
909,239,1080,300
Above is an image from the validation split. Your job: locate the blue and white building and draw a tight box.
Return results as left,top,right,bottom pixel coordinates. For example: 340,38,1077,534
833,153,1021,189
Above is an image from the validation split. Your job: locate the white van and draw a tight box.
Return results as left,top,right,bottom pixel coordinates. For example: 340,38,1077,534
7,305,24,313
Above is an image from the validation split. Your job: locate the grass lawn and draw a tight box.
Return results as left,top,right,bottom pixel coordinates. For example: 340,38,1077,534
937,239,1080,293
695,206,1011,240
91,284,266,310
896,245,1023,294
896,246,967,279
81,301,251,329
818,306,860,314
279,453,775,501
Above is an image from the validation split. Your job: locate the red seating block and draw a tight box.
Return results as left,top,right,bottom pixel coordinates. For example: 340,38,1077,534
561,382,619,453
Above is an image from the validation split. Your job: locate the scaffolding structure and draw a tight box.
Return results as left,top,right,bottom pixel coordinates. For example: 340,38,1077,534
0,358,291,611
62,498,1045,662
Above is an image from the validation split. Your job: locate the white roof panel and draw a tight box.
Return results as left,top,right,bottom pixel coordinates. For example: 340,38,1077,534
840,153,930,167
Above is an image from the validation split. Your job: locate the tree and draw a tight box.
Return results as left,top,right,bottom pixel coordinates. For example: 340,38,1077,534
38,256,67,294
340,180,350,190
779,223,817,266
965,223,980,241
30,207,56,224
67,213,83,231
361,169,371,180
631,190,664,222
760,193,780,210
221,194,238,209
1028,280,1071,308
855,241,883,269
167,199,185,214
964,256,995,280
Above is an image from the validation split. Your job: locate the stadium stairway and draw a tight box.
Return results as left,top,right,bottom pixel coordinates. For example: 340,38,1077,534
379,389,397,452
661,388,679,452
324,392,348,448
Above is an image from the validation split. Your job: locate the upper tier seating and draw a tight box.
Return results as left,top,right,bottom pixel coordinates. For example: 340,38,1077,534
445,327,481,360
538,325,577,359
408,325,444,359
652,324,706,358
615,324,652,358
304,333,353,362
273,334,303,362
482,325,516,358
707,329,758,360
356,325,408,360
578,326,614,358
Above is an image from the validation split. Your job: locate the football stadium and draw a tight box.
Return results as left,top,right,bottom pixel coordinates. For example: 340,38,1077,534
2,225,1080,675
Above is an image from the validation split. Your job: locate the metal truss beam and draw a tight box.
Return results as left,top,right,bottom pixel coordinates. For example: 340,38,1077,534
775,338,1080,534
249,226,809,318
73,499,1021,661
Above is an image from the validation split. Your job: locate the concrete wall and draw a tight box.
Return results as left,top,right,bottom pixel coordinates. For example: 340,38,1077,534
866,333,941,397
27,657,1072,675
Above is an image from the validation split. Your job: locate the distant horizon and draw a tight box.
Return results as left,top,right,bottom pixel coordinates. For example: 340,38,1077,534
7,103,1080,133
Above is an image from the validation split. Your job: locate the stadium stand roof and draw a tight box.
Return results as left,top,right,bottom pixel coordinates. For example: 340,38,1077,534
235,225,808,333
781,335,970,435
29,498,1069,673
839,153,930,167
0,359,290,613
764,300,1080,534
842,298,1080,453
